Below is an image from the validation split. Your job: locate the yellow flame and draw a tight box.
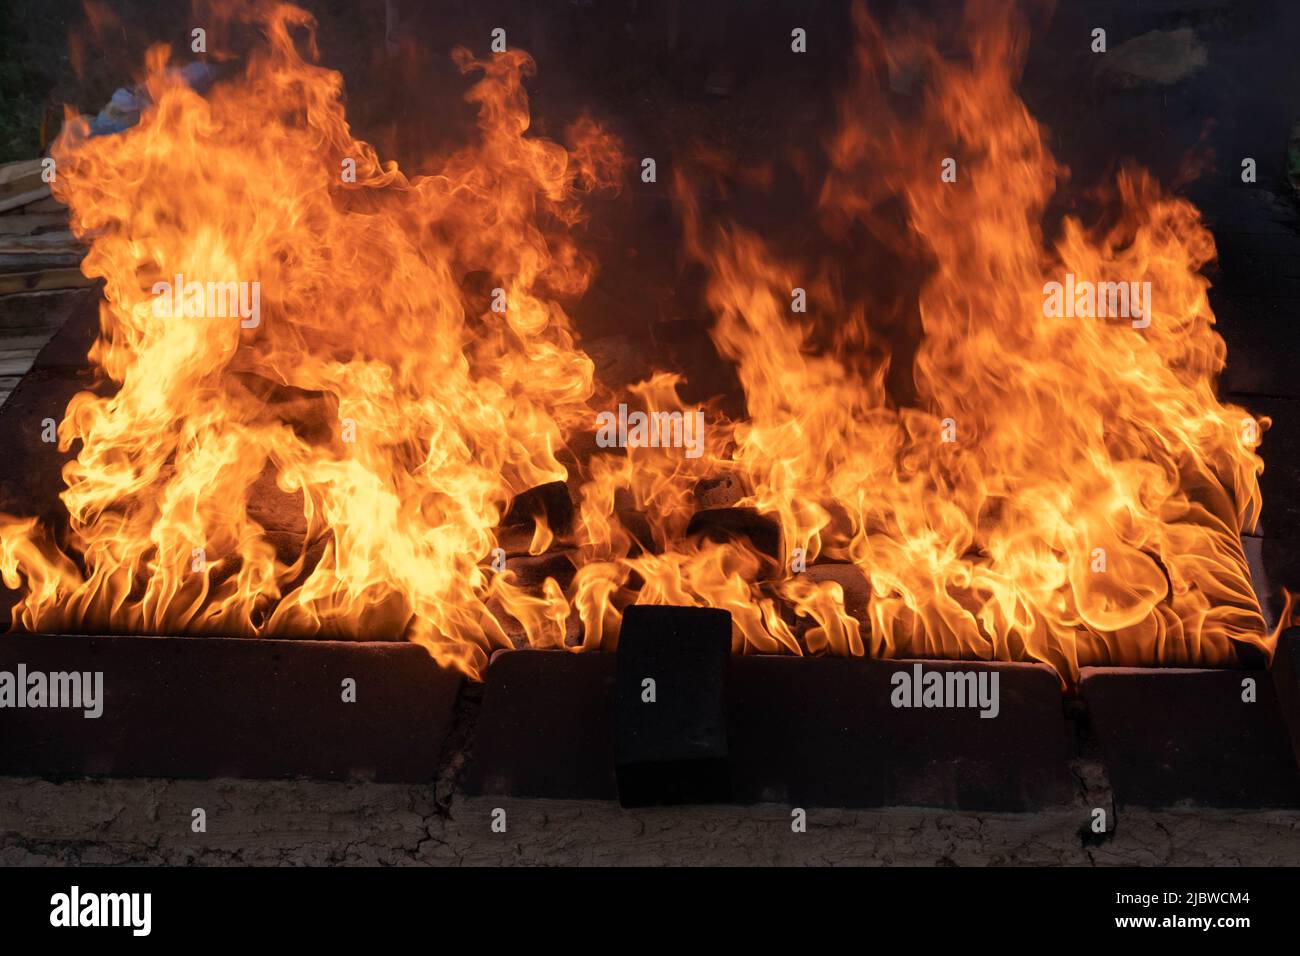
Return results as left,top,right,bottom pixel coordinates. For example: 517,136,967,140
0,0,1271,684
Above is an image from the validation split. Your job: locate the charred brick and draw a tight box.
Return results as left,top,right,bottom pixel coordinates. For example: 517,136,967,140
615,605,732,807
1081,666,1300,808
0,634,460,781
465,649,618,799
1271,628,1300,772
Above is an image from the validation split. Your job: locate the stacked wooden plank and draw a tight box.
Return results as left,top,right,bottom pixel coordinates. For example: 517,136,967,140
0,158,94,408
0,158,89,297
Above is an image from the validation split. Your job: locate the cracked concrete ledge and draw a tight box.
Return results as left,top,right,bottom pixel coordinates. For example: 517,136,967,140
2,776,1298,866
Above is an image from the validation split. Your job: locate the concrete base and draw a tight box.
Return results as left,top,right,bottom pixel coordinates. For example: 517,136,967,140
2,776,1298,866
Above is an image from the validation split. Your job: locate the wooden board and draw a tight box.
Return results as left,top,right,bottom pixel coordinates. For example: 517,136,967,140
0,159,42,186
0,187,53,215
17,196,65,214
0,214,68,237
0,231,80,254
0,269,92,295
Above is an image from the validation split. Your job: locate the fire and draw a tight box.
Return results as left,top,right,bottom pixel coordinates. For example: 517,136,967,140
0,0,1272,683
663,0,1270,680
0,2,620,677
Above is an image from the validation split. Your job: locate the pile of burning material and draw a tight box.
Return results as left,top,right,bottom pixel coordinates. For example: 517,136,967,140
0,0,1273,691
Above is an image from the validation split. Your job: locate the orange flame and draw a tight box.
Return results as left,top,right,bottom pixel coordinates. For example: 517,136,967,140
0,0,1272,683
669,0,1270,680
1,2,620,678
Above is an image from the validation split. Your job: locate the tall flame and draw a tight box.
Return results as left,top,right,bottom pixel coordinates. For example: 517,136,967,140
0,2,621,677
667,0,1270,680
0,0,1270,682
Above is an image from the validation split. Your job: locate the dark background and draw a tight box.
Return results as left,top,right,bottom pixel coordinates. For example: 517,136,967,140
3,1,1295,186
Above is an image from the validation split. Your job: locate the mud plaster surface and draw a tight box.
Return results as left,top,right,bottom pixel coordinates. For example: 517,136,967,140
2,776,1298,866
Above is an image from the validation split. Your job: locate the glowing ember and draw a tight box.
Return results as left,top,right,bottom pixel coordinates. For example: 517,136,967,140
0,1,1271,682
